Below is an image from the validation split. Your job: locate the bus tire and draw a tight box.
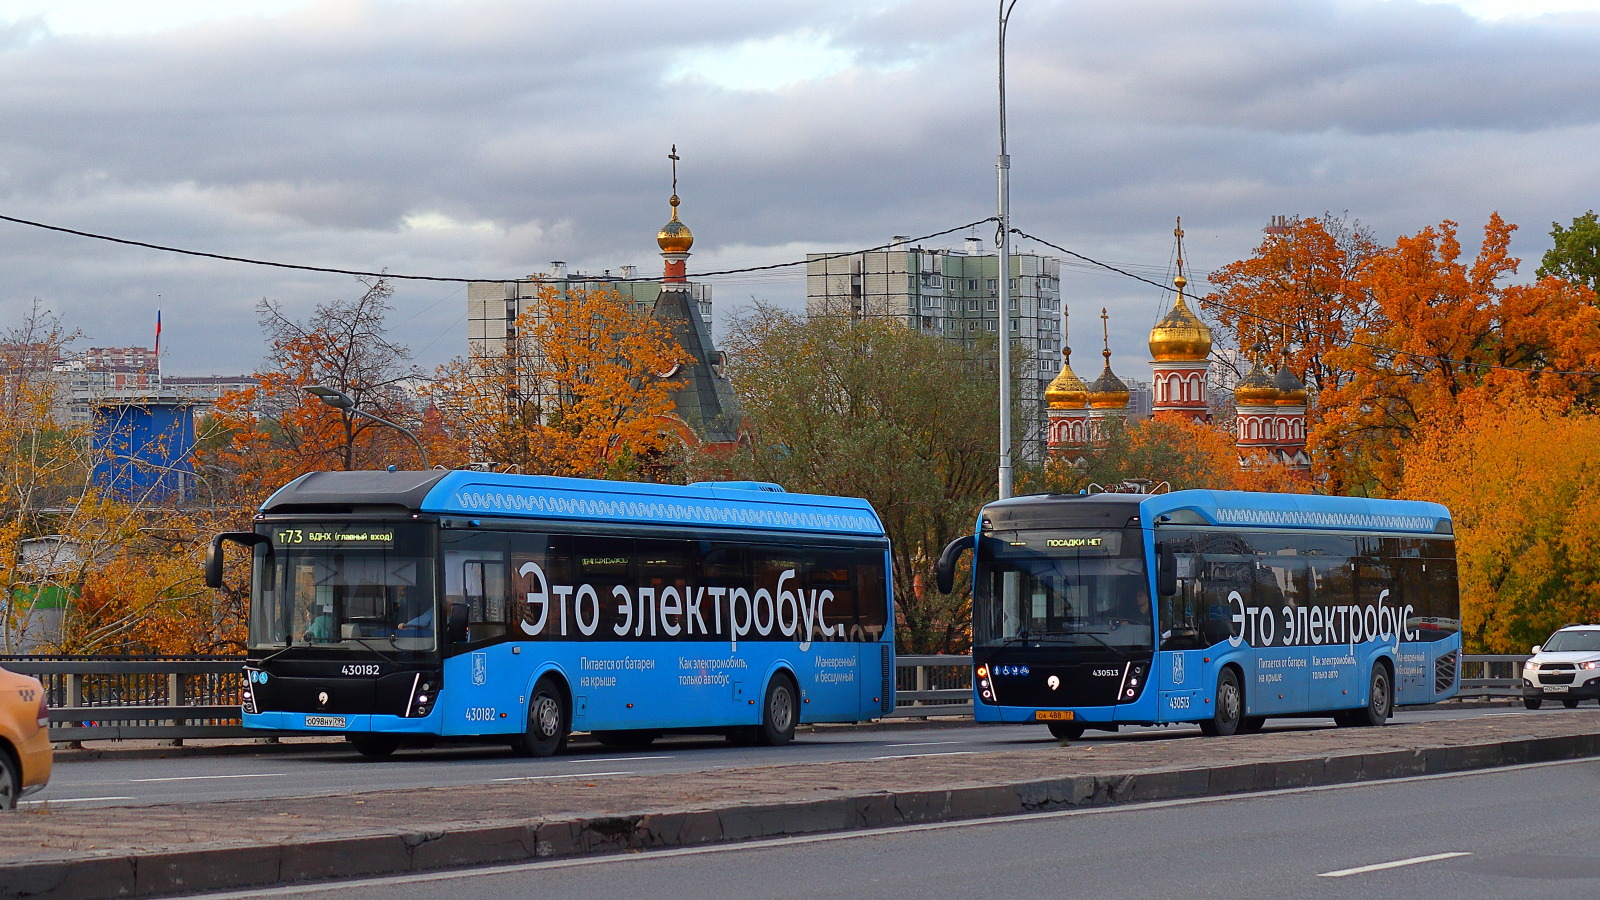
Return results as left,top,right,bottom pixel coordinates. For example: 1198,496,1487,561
510,675,569,758
1198,668,1243,737
1239,716,1266,734
592,730,658,749
347,734,399,758
755,674,799,747
1047,721,1086,741
1343,662,1393,727
1524,697,1542,710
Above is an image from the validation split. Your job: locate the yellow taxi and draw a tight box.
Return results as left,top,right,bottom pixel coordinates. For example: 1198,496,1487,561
0,664,51,809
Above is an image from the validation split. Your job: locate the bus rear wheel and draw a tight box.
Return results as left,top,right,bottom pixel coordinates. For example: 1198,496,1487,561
510,675,569,757
756,675,799,746
1198,668,1243,737
1047,721,1086,741
1338,664,1393,728
348,734,399,758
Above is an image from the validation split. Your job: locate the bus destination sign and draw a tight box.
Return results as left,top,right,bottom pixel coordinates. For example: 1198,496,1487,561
273,526,395,549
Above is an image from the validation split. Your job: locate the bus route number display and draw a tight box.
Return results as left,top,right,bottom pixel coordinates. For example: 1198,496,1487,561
273,526,395,549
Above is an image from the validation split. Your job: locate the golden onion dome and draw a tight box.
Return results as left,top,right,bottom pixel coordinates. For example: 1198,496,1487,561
657,195,694,253
1148,276,1213,362
1273,365,1308,406
1087,361,1130,410
1234,360,1280,406
1045,348,1089,409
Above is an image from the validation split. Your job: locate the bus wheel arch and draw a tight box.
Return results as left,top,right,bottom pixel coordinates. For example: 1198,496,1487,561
1199,664,1245,737
510,670,571,757
755,669,800,746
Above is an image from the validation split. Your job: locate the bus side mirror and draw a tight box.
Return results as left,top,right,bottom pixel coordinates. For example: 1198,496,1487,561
935,535,974,595
1157,542,1178,597
448,603,470,644
207,532,269,589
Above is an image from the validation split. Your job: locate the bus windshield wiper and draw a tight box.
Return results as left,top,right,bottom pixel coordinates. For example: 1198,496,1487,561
346,635,402,666
1071,629,1139,659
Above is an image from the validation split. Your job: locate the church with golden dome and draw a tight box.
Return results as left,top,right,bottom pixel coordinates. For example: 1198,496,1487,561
1045,222,1310,471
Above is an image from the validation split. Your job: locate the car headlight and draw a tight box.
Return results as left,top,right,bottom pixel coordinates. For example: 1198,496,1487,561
1580,661,1600,671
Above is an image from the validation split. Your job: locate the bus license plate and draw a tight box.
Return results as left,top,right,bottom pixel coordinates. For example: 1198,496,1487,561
305,715,347,728
1035,710,1074,721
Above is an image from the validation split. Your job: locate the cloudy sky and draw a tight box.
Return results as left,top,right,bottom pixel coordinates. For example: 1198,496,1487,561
2,0,1599,379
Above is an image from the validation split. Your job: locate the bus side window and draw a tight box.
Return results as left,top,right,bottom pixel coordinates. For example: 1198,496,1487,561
445,548,510,643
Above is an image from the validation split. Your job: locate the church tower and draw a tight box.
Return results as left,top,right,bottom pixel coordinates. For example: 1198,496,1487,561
1045,308,1092,451
651,146,740,447
1148,219,1213,423
1086,308,1130,442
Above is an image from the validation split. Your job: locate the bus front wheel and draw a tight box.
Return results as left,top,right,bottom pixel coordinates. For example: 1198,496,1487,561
511,675,569,757
1047,721,1086,741
348,734,399,758
1198,668,1243,737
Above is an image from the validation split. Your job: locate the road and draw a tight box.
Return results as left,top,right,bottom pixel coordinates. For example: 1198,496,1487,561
25,704,1551,809
173,755,1600,900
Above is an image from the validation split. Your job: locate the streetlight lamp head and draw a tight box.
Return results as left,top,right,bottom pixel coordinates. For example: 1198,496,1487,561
304,385,354,410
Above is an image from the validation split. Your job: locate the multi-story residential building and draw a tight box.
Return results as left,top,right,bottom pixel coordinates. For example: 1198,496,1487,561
467,262,713,365
805,237,1063,459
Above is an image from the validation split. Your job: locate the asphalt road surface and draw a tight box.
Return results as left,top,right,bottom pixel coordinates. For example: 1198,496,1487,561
25,704,1556,810
176,755,1600,900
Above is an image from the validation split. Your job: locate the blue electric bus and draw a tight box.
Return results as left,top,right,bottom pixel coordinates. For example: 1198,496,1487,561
936,489,1459,738
207,470,894,757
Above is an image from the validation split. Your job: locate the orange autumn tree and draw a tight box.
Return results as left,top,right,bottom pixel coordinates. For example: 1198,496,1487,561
428,285,690,478
1206,214,1381,395
1400,392,1600,652
1316,214,1600,494
202,278,430,509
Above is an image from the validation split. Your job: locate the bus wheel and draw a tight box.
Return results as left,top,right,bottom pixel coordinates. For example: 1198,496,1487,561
1047,721,1086,741
1524,697,1542,710
592,730,658,749
511,675,569,757
755,675,798,746
347,734,399,758
1198,668,1243,737
1343,664,1393,727
1239,716,1266,734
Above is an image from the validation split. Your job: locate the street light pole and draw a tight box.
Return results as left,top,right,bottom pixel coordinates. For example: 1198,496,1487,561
304,385,431,470
996,0,1018,500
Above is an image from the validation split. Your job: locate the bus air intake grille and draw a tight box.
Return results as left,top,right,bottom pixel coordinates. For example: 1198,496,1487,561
1434,650,1459,694
880,645,894,714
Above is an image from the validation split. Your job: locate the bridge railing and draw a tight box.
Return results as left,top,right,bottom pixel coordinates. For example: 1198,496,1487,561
0,653,1529,740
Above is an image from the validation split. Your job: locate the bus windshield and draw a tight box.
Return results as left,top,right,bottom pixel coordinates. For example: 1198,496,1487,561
974,527,1153,654
249,523,436,656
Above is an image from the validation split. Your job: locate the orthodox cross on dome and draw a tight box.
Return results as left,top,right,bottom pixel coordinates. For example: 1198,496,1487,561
1101,306,1111,364
669,144,680,202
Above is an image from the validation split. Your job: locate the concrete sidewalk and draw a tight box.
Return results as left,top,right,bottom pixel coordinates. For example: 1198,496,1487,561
4,711,1597,900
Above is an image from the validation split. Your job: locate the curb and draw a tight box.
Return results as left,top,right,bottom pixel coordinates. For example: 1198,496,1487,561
5,729,1597,899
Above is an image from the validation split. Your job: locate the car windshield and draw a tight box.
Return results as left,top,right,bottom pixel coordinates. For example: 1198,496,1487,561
973,527,1153,654
1543,630,1600,653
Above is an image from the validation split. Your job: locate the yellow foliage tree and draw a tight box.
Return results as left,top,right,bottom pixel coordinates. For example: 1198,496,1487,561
428,285,690,478
1400,392,1600,653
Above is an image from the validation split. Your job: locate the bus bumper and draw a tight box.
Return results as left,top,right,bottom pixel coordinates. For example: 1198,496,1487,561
974,704,1116,726
244,710,443,735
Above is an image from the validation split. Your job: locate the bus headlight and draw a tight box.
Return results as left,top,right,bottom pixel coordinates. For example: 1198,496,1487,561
407,678,438,718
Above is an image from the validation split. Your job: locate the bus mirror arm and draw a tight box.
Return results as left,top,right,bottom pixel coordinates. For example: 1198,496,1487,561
206,532,270,589
935,535,974,595
1157,542,1178,597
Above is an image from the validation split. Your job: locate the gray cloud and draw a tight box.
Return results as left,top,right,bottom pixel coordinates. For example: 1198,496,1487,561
0,0,1597,378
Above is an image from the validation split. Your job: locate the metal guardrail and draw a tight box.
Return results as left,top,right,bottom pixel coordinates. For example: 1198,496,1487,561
0,653,1530,740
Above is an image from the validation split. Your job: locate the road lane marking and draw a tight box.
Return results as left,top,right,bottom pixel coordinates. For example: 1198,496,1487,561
492,771,632,782
20,796,135,806
128,773,287,783
871,751,977,761
885,741,965,748
1318,852,1471,878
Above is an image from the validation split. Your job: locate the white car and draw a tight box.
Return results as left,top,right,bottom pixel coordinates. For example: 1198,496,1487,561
1523,625,1600,709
